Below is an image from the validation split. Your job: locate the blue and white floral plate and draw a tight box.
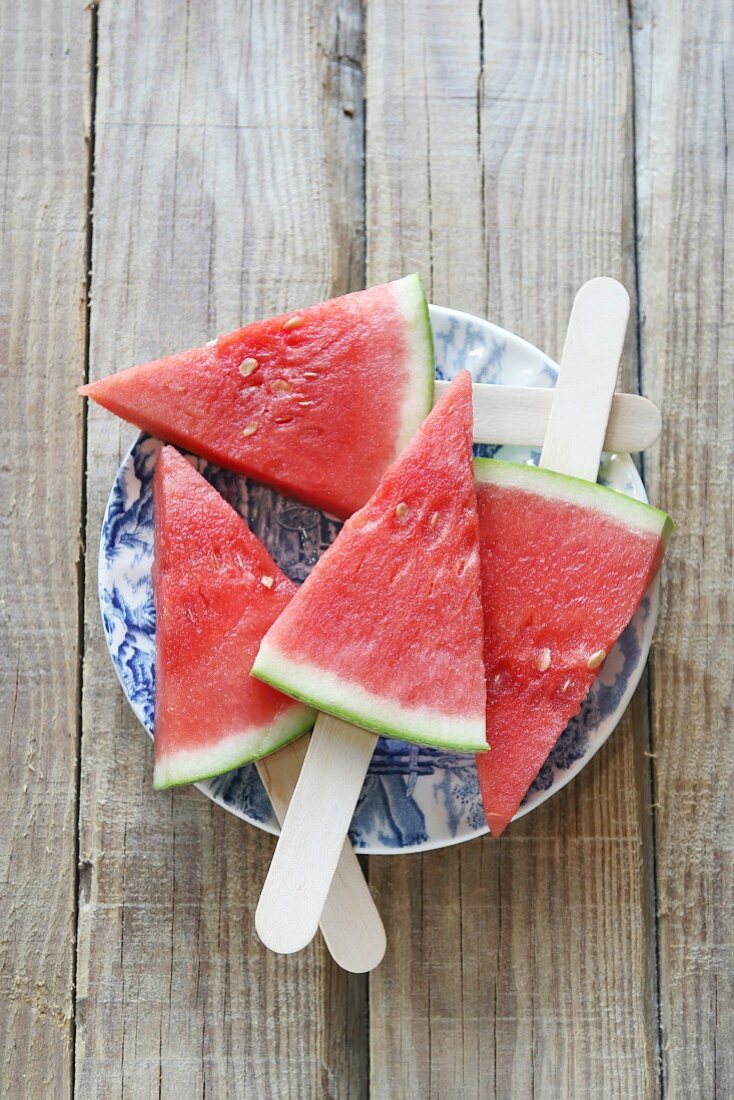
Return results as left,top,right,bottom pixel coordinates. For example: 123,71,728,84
99,305,657,854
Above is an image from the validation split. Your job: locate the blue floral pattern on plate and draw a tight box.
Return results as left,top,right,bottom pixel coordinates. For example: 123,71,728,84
98,305,658,854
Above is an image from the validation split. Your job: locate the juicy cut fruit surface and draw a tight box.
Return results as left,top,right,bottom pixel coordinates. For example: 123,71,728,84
152,446,315,788
252,371,488,753
81,274,434,518
474,459,673,836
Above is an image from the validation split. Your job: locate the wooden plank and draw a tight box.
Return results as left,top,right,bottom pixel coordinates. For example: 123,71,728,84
0,3,89,1096
632,2,734,1095
75,2,367,1096
365,2,658,1096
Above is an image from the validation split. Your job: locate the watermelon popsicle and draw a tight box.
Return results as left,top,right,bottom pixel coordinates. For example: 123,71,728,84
82,275,436,519
252,371,488,956
153,446,386,972
80,273,662,524
475,278,672,835
152,447,314,789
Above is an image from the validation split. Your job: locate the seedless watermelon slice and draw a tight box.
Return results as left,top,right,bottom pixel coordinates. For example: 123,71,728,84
82,275,434,519
252,370,488,753
474,464,672,837
152,446,315,788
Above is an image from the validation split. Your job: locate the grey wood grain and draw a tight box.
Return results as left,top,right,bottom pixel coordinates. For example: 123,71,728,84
633,1,734,1095
365,1,658,1095
0,2,90,1096
1,0,730,1096
75,2,367,1096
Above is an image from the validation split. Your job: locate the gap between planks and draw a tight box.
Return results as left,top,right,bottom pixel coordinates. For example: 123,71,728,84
71,5,100,1093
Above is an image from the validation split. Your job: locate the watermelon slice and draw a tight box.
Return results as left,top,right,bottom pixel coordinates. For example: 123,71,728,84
474,459,673,835
252,371,488,754
81,275,434,518
152,446,315,788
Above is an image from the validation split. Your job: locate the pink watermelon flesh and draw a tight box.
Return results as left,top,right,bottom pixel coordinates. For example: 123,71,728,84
82,275,433,519
474,459,673,836
252,371,488,754
152,446,315,788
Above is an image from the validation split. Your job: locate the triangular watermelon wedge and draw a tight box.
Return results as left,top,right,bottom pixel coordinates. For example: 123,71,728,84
474,458,673,835
82,275,434,518
251,371,488,754
152,446,315,788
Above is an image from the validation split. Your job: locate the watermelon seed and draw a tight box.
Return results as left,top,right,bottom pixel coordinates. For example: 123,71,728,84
261,575,274,589
270,379,292,393
395,502,409,520
429,511,439,527
537,648,551,672
239,357,259,377
282,315,304,331
561,678,571,692
587,650,606,670
298,400,314,407
242,422,258,437
303,371,319,379
274,415,294,424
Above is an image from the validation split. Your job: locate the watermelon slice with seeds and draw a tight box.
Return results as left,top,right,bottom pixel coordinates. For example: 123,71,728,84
82,275,434,518
251,371,488,754
152,446,315,788
474,458,673,835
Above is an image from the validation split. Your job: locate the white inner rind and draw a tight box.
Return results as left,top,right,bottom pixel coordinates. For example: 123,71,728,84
153,703,314,789
391,274,435,454
474,458,673,538
253,638,488,753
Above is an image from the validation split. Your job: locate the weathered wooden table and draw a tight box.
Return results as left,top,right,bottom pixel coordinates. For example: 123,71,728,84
2,2,731,1097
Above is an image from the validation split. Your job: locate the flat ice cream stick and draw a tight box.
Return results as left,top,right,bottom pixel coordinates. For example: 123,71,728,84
540,277,630,479
255,734,385,971
256,715,378,956
432,381,660,453
255,277,631,961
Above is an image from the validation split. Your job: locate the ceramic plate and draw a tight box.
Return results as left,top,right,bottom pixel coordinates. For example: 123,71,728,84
98,305,657,854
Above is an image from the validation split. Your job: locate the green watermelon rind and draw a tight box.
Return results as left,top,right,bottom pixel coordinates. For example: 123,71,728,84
391,273,436,452
153,705,316,790
252,641,489,755
474,458,674,539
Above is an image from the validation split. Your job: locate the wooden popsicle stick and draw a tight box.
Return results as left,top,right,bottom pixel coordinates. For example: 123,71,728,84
255,276,631,962
540,277,631,479
432,381,660,453
255,735,386,972
256,715,378,956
